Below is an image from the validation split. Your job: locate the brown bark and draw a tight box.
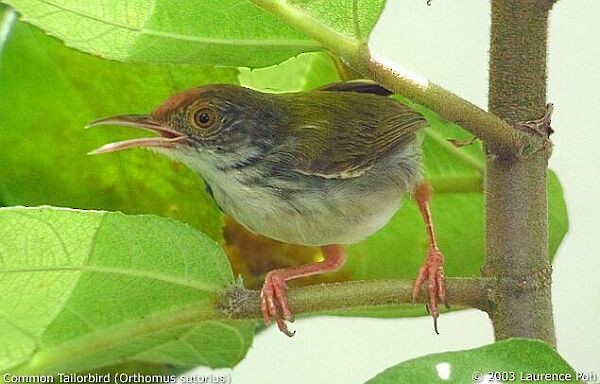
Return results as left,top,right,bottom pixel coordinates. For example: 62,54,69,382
484,0,556,347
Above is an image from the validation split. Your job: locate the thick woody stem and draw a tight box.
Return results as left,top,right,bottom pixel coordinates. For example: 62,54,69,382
484,0,556,347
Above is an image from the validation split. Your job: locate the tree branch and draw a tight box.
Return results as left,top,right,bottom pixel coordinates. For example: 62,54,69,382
484,0,556,347
356,46,520,158
249,0,522,158
540,0,561,11
221,277,492,320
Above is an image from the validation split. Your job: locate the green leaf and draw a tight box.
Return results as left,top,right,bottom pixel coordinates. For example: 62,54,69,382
548,171,569,258
3,0,385,67
366,339,576,384
0,18,237,240
238,52,339,92
0,206,254,374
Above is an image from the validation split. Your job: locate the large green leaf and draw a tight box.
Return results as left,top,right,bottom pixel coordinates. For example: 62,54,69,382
3,0,385,67
0,206,254,374
367,339,576,384
0,17,237,240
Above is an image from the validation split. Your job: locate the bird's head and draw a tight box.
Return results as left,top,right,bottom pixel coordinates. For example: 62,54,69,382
88,84,282,171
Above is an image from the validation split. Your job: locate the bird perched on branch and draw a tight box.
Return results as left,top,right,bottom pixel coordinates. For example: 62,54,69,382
88,80,448,336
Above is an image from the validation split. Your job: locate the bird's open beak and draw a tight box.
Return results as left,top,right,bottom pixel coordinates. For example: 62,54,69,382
86,114,187,155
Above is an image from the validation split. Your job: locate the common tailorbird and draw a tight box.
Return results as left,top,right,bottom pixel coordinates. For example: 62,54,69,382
88,80,447,336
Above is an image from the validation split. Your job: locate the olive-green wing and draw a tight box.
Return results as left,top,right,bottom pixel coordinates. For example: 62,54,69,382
289,85,426,179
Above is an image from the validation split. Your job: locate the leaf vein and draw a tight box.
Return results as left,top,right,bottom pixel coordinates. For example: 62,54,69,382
0,265,222,292
35,0,319,49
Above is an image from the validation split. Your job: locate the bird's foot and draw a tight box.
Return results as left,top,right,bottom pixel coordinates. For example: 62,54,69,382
412,245,448,334
260,270,295,337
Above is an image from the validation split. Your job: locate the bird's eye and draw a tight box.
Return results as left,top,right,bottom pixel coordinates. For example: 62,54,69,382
193,107,216,129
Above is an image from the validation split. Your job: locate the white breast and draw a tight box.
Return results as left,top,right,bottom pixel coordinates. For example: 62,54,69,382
161,146,418,247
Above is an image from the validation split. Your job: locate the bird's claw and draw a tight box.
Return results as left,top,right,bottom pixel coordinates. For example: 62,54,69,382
260,271,295,337
412,245,448,334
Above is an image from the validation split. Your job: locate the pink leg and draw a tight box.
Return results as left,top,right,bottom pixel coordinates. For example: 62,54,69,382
412,182,448,334
260,244,347,337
